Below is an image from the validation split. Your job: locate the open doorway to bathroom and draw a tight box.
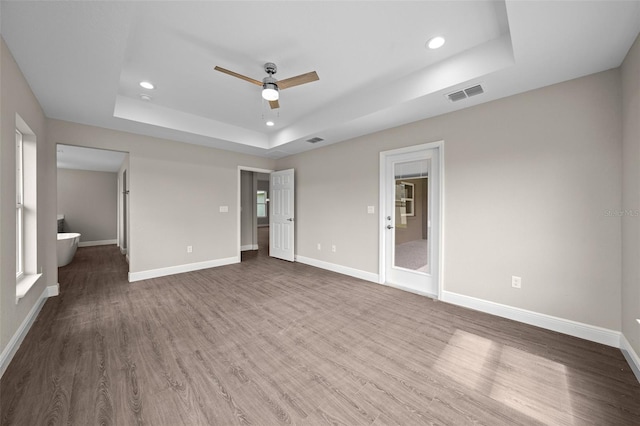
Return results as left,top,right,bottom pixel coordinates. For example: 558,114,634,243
56,144,129,270
239,167,273,261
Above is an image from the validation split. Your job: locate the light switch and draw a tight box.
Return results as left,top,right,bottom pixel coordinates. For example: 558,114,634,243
367,206,375,214
219,206,228,213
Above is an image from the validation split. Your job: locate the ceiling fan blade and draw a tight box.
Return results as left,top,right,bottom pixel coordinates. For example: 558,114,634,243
214,66,262,86
269,99,280,109
277,71,319,90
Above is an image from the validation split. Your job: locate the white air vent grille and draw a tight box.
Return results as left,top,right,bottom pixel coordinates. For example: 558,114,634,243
306,137,324,144
446,84,485,102
464,84,484,97
447,90,467,102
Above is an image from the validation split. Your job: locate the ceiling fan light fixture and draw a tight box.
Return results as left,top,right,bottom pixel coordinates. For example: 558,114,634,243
426,36,445,50
262,83,279,101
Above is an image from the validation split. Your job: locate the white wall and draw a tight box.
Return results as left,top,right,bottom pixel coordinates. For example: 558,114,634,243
622,34,640,360
46,119,276,277
277,69,623,331
57,168,118,243
0,37,57,360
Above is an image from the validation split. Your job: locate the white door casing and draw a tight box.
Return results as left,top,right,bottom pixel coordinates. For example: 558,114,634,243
380,142,442,298
270,169,295,262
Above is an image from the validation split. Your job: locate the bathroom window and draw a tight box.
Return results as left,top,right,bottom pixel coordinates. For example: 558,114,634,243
16,129,24,279
257,190,267,218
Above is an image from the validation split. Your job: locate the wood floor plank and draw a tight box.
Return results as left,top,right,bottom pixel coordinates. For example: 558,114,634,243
2,230,639,425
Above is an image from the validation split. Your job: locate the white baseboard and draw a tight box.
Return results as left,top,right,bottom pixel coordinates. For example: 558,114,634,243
441,291,621,348
48,283,60,297
621,334,640,383
241,244,259,251
295,255,379,283
0,284,59,378
79,239,117,247
378,281,438,299
128,256,239,282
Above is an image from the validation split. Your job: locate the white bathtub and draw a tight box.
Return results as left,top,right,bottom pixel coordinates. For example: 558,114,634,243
57,232,81,267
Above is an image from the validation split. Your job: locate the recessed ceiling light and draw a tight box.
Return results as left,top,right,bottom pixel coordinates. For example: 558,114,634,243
139,81,154,90
426,36,445,50
266,121,275,127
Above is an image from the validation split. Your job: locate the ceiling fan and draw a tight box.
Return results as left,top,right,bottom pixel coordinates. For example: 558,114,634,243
214,62,319,109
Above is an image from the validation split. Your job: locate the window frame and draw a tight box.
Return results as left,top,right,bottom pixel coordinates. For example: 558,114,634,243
16,129,24,279
257,190,267,218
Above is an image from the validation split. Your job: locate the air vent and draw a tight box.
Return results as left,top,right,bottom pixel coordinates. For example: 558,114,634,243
306,137,324,144
464,84,484,97
447,90,467,102
446,84,485,102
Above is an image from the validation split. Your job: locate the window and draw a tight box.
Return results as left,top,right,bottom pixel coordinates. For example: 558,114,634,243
16,130,24,278
257,190,267,218
15,115,41,302
395,181,415,217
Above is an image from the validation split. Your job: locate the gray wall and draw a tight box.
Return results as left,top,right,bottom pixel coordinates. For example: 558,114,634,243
240,170,257,249
57,168,118,243
257,177,269,227
277,68,623,331
622,34,640,360
1,37,57,357
46,120,275,275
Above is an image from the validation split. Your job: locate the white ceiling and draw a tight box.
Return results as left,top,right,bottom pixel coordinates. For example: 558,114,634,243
2,1,639,159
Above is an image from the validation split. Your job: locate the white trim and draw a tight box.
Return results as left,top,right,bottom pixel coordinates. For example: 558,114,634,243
295,255,379,283
237,166,274,262
15,273,42,303
78,239,117,247
621,334,640,383
241,244,259,251
378,140,445,296
48,283,60,297
1,284,58,378
442,291,621,348
377,281,438,299
128,256,239,282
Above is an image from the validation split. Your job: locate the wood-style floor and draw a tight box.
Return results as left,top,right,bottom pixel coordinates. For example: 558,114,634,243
2,229,639,425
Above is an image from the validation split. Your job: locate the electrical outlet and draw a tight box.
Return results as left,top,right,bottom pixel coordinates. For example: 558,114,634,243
512,276,521,289
332,245,336,253
187,245,193,253
317,243,321,250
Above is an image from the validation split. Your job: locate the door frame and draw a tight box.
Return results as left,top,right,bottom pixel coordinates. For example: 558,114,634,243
378,140,445,299
237,166,274,260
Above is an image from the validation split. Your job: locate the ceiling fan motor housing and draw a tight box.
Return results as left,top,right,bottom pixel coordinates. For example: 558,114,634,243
264,62,277,75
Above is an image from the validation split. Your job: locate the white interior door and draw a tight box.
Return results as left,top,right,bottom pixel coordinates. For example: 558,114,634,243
270,169,295,261
382,146,440,297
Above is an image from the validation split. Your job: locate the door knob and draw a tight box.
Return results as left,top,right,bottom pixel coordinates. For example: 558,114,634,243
287,218,294,221
386,225,394,229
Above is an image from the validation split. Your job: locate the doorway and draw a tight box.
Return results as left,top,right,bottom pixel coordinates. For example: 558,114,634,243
238,167,273,260
120,168,129,260
379,142,442,298
56,144,129,267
